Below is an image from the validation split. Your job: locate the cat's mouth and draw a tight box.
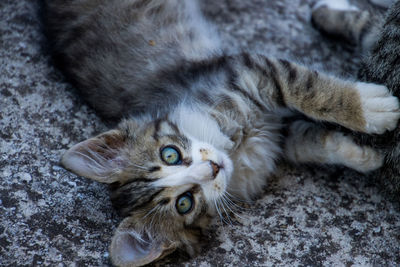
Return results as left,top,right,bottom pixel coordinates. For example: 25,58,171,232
200,155,233,203
210,160,225,179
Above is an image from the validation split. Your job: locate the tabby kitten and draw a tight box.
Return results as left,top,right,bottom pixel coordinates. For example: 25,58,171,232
312,0,400,200
44,0,400,266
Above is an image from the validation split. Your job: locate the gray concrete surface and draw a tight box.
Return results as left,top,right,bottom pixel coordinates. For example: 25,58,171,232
1,0,400,266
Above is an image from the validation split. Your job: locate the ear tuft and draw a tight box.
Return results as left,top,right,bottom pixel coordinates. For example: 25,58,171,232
110,222,178,267
61,129,128,183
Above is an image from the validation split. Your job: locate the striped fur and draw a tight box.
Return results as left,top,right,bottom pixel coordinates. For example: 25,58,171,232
46,0,400,266
358,0,400,200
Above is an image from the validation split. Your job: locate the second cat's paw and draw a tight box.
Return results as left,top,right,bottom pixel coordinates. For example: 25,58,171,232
369,0,395,9
311,0,360,38
312,0,358,12
356,82,400,134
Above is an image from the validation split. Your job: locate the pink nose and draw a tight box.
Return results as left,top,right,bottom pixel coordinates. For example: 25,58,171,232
210,161,220,178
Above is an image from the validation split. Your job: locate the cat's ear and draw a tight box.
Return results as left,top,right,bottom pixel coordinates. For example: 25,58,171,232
110,219,178,267
61,129,129,183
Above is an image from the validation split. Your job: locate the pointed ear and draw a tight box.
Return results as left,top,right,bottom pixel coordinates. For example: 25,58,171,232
61,129,128,183
110,219,178,267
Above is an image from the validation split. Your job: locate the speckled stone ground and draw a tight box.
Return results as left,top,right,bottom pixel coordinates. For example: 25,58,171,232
1,0,400,266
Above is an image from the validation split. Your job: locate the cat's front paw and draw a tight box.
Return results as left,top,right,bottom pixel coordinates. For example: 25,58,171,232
356,82,400,134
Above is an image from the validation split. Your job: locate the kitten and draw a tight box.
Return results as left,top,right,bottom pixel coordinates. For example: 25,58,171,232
44,0,400,266
312,0,400,200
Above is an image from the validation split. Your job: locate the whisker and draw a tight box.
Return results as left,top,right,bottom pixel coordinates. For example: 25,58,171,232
215,198,232,225
221,198,239,223
225,191,254,205
130,162,149,171
214,199,226,225
142,205,159,220
148,206,162,230
222,195,246,221
218,198,233,225
224,193,249,212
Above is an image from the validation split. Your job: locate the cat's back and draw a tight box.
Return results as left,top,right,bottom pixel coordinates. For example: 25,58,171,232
44,0,221,119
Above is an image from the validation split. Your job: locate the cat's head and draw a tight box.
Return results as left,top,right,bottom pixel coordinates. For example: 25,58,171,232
61,115,234,266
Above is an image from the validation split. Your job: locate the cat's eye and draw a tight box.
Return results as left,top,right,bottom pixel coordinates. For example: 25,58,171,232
161,146,181,165
175,192,194,215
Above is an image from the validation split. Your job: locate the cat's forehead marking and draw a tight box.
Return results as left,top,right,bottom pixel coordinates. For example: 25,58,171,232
152,118,190,149
153,118,180,139
110,178,165,217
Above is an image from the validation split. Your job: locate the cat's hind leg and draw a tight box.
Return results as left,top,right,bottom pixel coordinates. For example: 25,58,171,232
284,120,384,172
311,0,381,51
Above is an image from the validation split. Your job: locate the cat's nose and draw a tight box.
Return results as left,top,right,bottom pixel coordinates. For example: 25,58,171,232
200,148,209,161
210,160,220,179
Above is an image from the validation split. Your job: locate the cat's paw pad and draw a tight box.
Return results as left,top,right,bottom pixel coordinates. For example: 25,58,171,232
356,82,400,134
313,0,359,12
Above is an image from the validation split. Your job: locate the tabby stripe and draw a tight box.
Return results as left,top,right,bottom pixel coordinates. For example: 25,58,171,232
306,72,314,91
167,121,180,134
264,57,286,107
242,52,254,69
197,90,213,104
158,198,171,206
126,188,165,214
225,56,268,112
229,79,267,112
153,118,162,141
120,178,155,186
112,185,165,217
132,0,152,9
279,59,297,84
148,166,161,172
147,4,165,16
183,224,202,234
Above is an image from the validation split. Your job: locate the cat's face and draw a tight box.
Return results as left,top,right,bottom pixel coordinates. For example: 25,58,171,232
61,117,233,266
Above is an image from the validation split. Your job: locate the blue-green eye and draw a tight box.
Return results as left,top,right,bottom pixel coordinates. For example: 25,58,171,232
161,146,181,165
176,192,194,215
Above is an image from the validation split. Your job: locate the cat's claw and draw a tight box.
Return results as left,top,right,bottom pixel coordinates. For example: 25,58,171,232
356,82,400,134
